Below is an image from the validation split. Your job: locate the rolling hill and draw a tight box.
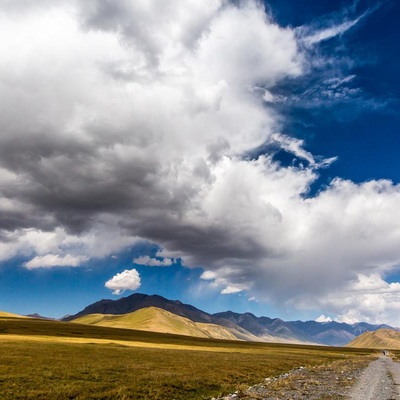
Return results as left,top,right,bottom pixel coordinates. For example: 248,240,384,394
72,306,239,340
0,311,28,318
346,328,400,349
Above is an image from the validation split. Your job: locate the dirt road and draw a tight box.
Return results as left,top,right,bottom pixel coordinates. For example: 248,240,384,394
216,355,400,400
349,355,400,400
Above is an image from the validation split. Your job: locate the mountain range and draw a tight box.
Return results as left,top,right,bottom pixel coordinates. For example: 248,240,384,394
64,293,396,346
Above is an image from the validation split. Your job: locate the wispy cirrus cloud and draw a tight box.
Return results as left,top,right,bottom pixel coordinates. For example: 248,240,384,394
297,16,363,48
267,3,383,114
269,133,337,168
295,2,379,49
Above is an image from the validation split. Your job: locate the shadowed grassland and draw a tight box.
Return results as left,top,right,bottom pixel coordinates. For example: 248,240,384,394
0,317,374,400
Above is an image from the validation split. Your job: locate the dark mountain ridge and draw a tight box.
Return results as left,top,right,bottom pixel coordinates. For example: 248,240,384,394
64,293,213,324
64,293,396,346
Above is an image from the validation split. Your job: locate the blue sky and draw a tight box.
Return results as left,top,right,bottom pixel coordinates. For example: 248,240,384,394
1,0,400,325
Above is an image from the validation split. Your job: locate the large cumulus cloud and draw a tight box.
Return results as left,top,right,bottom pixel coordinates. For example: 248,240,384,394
0,0,399,323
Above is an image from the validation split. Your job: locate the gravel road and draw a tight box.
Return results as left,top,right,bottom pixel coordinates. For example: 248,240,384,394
215,355,400,400
349,355,400,400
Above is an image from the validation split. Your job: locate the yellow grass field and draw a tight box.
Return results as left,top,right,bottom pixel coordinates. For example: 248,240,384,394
0,316,375,399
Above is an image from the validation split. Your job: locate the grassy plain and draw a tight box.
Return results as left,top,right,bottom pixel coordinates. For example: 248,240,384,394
0,316,374,400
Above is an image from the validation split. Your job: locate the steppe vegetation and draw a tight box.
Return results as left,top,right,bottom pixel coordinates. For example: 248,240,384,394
0,316,374,400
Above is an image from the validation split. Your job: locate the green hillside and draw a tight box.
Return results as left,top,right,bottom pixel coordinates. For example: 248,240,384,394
72,306,238,340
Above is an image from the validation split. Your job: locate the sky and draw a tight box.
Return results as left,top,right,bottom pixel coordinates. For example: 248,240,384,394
1,0,400,325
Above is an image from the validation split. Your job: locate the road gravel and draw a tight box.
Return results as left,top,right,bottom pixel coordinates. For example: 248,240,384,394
215,355,400,399
349,355,400,400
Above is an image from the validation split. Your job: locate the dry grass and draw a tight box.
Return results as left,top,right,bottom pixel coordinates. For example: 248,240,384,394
0,317,375,399
347,328,400,349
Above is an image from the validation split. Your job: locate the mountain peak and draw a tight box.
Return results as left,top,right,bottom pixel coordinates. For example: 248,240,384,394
64,293,213,324
25,313,55,320
315,314,333,323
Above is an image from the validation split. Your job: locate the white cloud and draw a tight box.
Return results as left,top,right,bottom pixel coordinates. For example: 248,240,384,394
0,223,139,268
317,273,400,325
248,296,257,302
221,284,250,295
201,268,251,295
194,177,400,324
201,271,217,280
0,0,303,266
0,1,398,325
133,255,175,267
24,254,87,269
105,269,141,295
262,90,275,103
